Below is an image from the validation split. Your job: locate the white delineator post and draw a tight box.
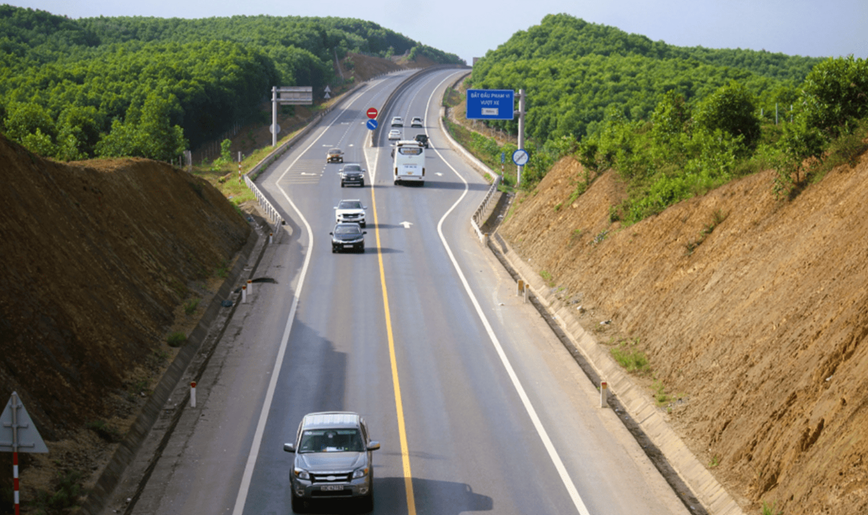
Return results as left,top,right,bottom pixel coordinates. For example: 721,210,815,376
269,232,273,244
600,381,608,408
242,285,247,303
247,279,253,296
190,382,197,408
13,450,18,515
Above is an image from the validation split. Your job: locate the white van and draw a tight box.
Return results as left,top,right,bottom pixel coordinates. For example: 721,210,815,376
393,140,425,185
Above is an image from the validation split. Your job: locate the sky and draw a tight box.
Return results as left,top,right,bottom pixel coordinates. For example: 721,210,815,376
5,0,868,65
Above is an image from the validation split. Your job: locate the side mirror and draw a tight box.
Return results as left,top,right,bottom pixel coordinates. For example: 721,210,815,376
367,441,380,451
363,231,367,235
284,443,296,453
329,232,334,235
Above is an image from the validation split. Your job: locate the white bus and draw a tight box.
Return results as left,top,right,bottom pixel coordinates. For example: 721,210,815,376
393,140,425,185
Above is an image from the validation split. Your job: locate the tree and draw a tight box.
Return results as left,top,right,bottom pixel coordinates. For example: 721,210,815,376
800,55,868,138
693,80,761,150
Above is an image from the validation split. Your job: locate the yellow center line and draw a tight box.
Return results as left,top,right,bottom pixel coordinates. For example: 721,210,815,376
371,175,417,514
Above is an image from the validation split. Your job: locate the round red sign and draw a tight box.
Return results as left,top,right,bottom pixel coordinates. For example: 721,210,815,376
366,107,378,119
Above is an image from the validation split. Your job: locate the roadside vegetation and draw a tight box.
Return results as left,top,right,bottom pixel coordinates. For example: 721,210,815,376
455,13,867,223
0,5,462,162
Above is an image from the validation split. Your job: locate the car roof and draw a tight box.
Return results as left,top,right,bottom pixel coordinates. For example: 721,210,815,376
301,411,361,430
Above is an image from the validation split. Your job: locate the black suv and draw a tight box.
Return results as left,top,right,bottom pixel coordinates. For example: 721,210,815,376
284,412,380,512
330,223,367,253
339,163,365,187
414,133,429,148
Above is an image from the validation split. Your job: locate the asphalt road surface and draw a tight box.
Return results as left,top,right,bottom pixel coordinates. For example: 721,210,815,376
127,69,689,515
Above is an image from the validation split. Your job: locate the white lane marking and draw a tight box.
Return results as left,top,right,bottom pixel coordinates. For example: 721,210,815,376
231,88,369,515
428,73,592,515
399,221,413,229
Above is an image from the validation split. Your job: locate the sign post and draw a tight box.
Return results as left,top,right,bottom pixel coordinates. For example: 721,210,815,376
2,392,49,515
271,86,313,146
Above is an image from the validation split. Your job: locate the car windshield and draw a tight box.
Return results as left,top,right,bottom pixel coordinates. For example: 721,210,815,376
342,164,362,172
298,429,364,453
335,225,361,235
329,148,341,154
338,201,362,210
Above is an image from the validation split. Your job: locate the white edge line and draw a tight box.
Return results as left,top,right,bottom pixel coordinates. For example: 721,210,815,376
231,89,368,515
429,73,592,515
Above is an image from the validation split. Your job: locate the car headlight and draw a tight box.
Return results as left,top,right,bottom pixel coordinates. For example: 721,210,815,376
352,467,369,479
294,468,310,480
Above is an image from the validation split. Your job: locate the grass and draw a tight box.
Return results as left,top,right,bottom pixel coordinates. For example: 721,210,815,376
86,420,122,442
761,500,783,515
184,298,200,315
610,337,650,374
167,332,187,348
685,209,729,255
708,454,721,468
652,379,672,406
32,469,85,514
539,270,555,287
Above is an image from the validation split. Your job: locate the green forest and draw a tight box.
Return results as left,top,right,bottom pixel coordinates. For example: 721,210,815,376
0,5,462,161
463,13,868,220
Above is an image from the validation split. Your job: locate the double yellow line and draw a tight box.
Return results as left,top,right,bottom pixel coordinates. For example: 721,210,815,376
370,183,416,514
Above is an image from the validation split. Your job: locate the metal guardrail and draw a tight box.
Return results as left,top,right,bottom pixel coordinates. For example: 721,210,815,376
244,175,283,232
470,175,502,239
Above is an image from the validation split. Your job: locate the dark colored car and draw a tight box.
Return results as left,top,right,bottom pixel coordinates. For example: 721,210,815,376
414,133,429,148
327,148,344,163
284,412,380,512
330,223,367,253
339,163,366,187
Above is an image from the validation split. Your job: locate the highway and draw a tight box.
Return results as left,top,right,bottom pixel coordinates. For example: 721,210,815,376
127,68,689,515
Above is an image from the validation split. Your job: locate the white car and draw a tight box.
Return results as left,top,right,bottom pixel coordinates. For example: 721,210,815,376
410,117,423,128
334,199,367,227
388,129,401,140
390,116,403,127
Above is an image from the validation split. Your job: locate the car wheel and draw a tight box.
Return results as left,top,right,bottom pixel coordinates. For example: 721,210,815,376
360,180,365,187
332,246,336,253
359,244,364,253
360,222,366,228
341,181,344,187
291,494,306,513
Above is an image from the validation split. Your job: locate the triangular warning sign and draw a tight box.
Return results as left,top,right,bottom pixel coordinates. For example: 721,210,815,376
0,392,48,453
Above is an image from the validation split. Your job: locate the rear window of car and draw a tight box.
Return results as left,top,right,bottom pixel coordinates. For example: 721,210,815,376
398,146,423,156
335,225,361,235
342,164,362,171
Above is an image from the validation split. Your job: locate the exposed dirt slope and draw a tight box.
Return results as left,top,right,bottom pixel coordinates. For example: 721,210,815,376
499,155,868,514
0,134,249,511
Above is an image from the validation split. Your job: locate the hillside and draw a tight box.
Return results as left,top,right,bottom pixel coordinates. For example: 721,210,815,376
498,150,868,513
469,13,821,144
0,134,250,512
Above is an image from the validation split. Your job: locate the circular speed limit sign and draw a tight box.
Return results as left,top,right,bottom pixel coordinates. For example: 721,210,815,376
512,149,529,166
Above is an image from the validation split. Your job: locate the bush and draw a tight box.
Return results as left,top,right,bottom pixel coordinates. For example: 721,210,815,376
167,332,187,347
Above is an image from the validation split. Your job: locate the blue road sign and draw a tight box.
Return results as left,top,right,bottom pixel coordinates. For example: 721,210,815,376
466,89,515,120
512,149,529,166
366,119,378,130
